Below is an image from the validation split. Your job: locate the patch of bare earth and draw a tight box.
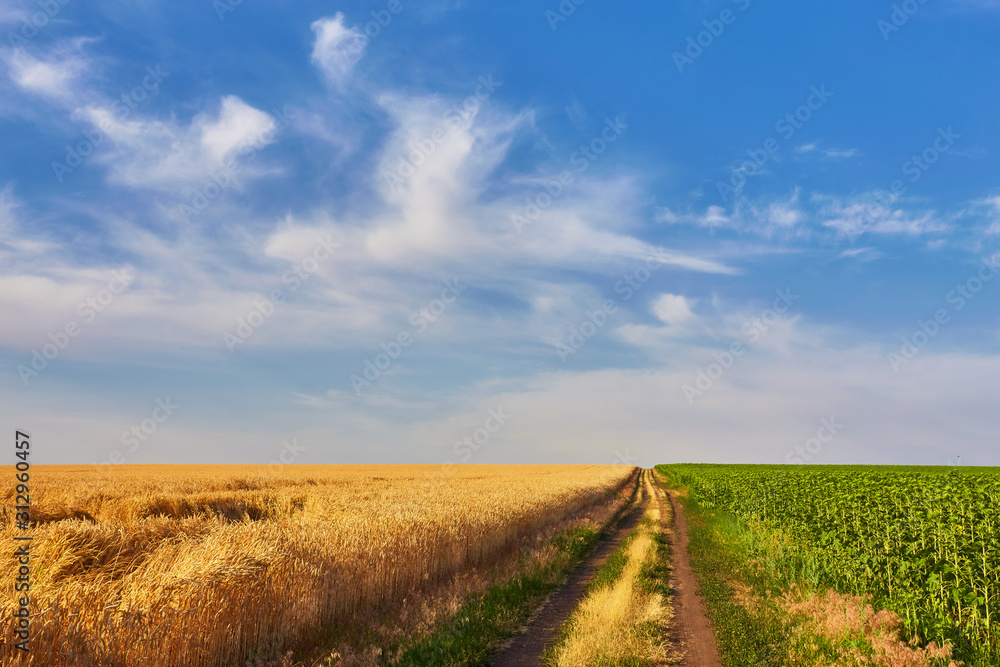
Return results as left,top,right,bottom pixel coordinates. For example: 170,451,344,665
729,583,960,667
661,488,724,667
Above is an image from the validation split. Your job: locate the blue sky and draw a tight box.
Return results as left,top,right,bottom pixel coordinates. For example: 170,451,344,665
2,0,999,467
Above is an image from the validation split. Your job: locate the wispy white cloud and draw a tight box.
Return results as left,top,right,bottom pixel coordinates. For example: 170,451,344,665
813,193,948,237
0,183,59,257
824,148,861,159
366,94,526,261
0,79,737,360
838,246,884,261
310,13,366,86
657,190,950,241
2,39,282,196
614,293,702,347
1,39,93,104
0,5,29,25
744,189,805,233
564,94,588,129
652,293,697,327
655,204,729,229
977,195,1000,234
0,182,16,242
794,143,861,160
364,91,737,279
200,95,276,162
657,190,805,237
76,94,278,190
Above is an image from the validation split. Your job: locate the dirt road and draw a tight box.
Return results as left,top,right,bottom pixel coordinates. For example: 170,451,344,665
491,471,723,667
490,475,647,667
655,476,724,667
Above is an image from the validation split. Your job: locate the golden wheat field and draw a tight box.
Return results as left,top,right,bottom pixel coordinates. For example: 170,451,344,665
0,464,635,667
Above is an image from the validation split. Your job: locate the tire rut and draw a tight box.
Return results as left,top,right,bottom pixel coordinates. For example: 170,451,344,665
490,473,648,667
654,475,724,667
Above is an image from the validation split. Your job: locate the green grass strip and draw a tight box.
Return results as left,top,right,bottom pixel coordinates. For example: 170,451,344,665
654,467,788,667
544,514,673,667
394,483,642,666
636,529,671,599
394,526,598,666
680,495,787,666
584,524,640,595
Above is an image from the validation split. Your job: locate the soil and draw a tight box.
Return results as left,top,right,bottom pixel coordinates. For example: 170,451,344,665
490,472,725,667
661,482,724,667
490,479,647,667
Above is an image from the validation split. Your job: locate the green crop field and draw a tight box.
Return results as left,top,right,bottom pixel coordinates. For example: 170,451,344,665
656,464,1000,666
